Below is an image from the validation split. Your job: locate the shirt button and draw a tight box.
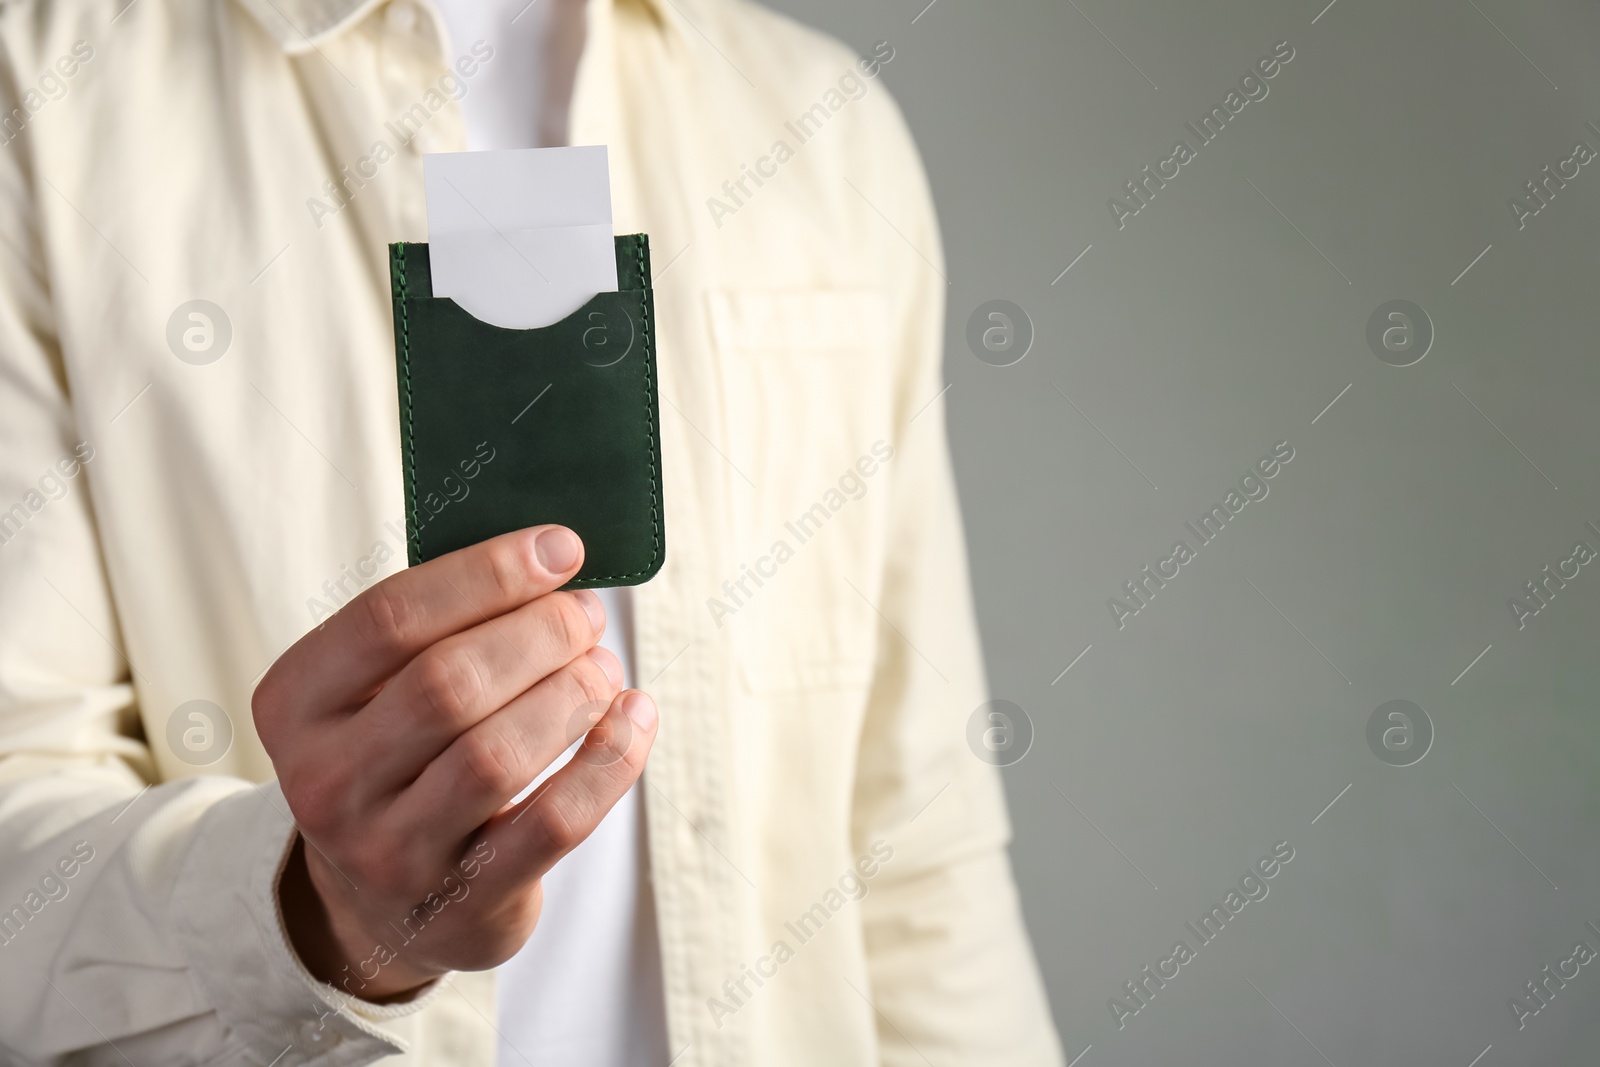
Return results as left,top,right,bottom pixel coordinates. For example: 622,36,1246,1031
385,0,418,34
295,1018,343,1052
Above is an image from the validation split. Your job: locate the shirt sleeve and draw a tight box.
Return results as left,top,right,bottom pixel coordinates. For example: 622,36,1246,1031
845,87,1065,1067
0,33,431,1067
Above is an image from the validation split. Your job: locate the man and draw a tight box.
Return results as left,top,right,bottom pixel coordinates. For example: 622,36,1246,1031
0,0,1062,1063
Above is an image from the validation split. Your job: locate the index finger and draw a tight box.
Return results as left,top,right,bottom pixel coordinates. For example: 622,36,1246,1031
258,525,585,719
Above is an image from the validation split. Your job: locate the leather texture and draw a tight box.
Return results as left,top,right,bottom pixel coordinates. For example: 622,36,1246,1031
390,233,665,587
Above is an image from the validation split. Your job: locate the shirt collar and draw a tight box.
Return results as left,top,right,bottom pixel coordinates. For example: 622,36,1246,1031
234,0,681,55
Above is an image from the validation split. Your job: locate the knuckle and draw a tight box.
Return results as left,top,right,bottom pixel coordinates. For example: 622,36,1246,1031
534,795,586,854
459,731,528,799
357,581,422,654
483,539,537,602
569,656,618,710
574,708,643,776
606,719,650,778
412,649,480,724
547,594,593,656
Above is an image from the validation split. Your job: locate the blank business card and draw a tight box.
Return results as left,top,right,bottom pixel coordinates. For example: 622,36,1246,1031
423,145,619,330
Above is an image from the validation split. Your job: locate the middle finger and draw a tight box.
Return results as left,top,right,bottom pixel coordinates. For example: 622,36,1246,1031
350,588,606,793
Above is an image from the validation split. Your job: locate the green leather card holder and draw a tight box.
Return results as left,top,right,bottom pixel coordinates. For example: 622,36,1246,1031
389,233,665,588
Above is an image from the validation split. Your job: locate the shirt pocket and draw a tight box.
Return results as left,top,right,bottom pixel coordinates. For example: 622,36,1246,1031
706,288,895,695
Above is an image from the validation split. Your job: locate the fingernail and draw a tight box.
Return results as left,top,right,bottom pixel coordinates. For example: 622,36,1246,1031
575,590,605,633
535,527,580,572
622,691,657,731
587,646,623,687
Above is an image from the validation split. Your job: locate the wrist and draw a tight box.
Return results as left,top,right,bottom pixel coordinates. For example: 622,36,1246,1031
277,836,439,1002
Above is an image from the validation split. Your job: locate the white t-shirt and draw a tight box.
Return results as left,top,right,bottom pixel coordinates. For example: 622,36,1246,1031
427,2,669,1063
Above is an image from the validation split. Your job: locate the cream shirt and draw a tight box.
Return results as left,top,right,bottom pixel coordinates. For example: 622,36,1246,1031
0,0,1063,1064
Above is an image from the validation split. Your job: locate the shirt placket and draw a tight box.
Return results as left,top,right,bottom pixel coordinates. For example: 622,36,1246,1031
372,0,466,239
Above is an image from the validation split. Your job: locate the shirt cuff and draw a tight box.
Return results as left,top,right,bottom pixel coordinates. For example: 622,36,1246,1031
170,780,443,1066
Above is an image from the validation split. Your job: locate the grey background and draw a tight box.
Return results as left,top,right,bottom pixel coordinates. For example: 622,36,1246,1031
762,0,1600,1063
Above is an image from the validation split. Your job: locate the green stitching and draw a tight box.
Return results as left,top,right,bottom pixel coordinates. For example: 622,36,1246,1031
396,247,422,565
633,238,664,577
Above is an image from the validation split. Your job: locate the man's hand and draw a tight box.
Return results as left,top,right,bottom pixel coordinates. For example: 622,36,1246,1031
254,526,658,1000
